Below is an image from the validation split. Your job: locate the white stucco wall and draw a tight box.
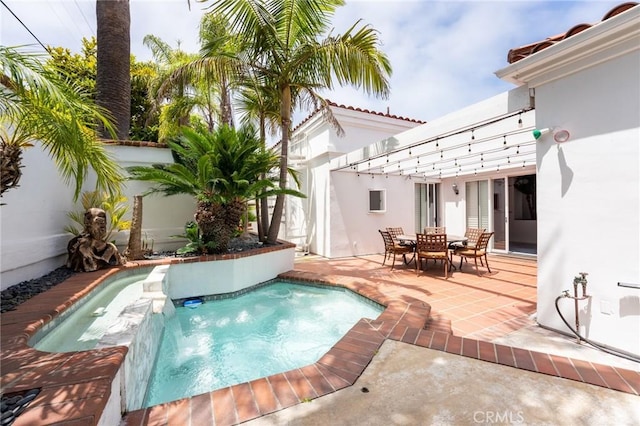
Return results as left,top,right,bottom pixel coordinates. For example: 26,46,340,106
329,172,415,258
534,48,640,355
1,143,195,290
0,142,78,289
166,246,295,299
287,106,422,257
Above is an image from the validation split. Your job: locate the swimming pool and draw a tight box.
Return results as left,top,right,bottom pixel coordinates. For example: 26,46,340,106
143,281,383,407
32,273,148,352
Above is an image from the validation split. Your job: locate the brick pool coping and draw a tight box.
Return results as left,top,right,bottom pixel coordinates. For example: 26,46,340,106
2,255,639,425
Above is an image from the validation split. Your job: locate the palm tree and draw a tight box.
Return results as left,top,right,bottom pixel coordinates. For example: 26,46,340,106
96,0,131,140
236,75,281,241
205,0,392,243
143,35,202,141
127,124,303,253
0,46,124,201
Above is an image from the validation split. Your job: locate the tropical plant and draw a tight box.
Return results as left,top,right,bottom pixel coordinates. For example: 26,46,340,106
172,221,218,255
204,0,392,243
64,190,131,242
143,35,204,142
127,124,304,253
0,45,124,201
96,0,131,140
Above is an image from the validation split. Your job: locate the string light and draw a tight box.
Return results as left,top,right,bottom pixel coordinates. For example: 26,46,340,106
471,130,475,141
518,113,523,128
517,145,520,154
417,156,420,164
503,135,507,145
468,143,471,153
436,138,439,148
386,155,389,163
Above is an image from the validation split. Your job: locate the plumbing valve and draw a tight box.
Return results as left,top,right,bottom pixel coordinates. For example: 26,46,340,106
574,272,589,297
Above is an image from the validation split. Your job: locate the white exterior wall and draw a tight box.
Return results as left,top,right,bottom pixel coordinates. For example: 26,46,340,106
329,172,415,258
287,107,422,257
1,143,195,290
327,86,536,258
534,51,640,356
0,143,78,290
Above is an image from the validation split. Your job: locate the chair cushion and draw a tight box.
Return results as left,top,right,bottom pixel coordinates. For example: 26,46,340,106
418,251,448,257
455,249,485,256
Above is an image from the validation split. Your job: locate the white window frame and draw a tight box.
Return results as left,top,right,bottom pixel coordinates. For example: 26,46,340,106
368,189,386,213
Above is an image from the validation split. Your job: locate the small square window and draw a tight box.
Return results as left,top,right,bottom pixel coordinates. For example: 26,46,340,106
369,189,386,213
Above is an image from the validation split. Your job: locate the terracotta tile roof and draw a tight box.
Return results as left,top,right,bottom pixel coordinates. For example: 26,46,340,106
507,2,638,64
293,99,426,133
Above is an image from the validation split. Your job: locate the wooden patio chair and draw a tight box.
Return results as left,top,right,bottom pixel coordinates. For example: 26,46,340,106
387,227,414,248
424,226,446,234
453,231,494,275
415,233,449,278
379,230,413,270
449,227,485,250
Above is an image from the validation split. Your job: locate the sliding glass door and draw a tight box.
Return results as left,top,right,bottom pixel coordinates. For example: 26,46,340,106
492,178,507,251
415,183,440,232
465,180,489,231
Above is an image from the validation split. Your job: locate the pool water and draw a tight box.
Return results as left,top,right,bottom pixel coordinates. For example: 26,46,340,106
33,274,146,352
143,281,382,407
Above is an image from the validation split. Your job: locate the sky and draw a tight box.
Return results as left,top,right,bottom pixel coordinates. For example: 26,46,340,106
1,0,624,124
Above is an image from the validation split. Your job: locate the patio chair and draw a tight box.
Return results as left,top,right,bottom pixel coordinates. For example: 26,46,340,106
449,227,485,250
379,230,413,270
424,226,446,234
387,227,414,248
415,233,449,278
453,231,494,276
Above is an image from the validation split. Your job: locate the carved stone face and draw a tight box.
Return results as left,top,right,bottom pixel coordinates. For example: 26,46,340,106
84,208,107,240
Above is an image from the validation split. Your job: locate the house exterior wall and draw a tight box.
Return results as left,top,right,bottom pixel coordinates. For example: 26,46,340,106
329,172,415,258
534,51,640,356
287,107,422,257
1,143,195,290
327,86,536,258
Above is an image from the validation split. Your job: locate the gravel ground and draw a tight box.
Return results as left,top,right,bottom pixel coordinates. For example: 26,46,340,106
1,235,270,313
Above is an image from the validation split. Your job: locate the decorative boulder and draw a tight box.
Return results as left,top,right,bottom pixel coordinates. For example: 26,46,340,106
67,207,124,272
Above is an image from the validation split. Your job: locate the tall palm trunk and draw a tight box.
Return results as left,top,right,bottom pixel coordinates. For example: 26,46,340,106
96,0,131,140
257,112,269,241
267,84,291,243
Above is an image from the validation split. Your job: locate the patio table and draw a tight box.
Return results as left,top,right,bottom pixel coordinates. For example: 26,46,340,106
397,234,468,270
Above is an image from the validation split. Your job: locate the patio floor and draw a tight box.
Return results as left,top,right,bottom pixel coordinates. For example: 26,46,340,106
1,253,638,425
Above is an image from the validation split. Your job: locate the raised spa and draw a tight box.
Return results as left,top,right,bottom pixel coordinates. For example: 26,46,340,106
144,280,383,406
27,261,383,412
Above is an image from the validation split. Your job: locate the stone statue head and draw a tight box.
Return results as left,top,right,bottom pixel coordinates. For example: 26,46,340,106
84,207,108,241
